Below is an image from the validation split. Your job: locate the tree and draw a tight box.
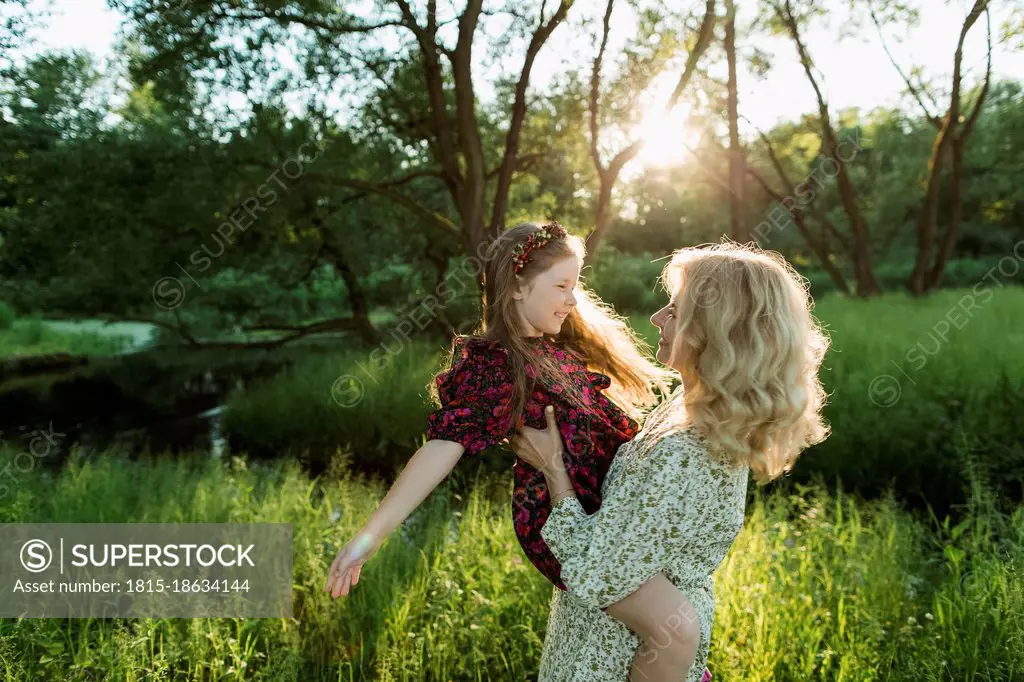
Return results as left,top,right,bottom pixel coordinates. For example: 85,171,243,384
723,0,746,242
115,0,574,307
743,121,853,294
0,0,35,58
767,0,880,295
867,0,993,294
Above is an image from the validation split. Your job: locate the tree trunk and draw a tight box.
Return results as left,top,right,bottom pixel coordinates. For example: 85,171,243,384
926,136,966,290
745,127,851,294
725,0,746,242
583,0,717,266
814,219,851,295
776,0,878,296
907,116,956,295
745,161,851,295
584,170,617,264
313,219,379,345
907,0,989,294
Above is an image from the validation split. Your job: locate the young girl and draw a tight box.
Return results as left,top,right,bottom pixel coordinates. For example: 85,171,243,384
325,221,710,679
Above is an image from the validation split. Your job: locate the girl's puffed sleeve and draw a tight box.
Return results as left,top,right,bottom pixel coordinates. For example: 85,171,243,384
425,340,517,457
539,431,697,610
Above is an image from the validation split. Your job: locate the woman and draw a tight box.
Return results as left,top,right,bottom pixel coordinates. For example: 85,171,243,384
510,241,831,681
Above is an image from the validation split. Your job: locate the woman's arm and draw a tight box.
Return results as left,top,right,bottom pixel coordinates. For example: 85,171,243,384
512,412,702,680
539,432,695,608
512,409,697,609
543,435,703,681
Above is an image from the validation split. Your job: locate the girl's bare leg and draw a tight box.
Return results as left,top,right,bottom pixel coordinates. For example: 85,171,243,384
605,573,700,681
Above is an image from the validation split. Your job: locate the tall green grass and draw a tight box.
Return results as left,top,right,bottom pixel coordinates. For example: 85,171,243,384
804,287,1024,512
0,317,132,357
713,477,1024,680
222,343,445,471
0,447,1018,680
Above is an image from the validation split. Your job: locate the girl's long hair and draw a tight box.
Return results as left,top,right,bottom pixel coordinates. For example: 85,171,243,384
659,241,831,484
433,222,673,428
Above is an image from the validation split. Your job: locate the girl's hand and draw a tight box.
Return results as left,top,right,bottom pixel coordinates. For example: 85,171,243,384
510,405,566,477
324,530,381,600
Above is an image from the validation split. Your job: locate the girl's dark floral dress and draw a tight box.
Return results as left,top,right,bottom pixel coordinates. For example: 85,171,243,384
425,335,639,601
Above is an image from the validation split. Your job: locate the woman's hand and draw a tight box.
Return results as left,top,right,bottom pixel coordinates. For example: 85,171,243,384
509,405,566,477
324,530,382,600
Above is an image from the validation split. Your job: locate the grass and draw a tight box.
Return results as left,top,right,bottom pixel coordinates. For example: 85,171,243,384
0,448,1019,680
0,317,133,357
221,342,447,472
713,476,1024,680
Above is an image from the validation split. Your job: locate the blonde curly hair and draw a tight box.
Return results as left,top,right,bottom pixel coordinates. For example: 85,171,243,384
659,241,831,484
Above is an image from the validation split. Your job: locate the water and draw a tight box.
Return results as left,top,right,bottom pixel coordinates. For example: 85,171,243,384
0,347,288,466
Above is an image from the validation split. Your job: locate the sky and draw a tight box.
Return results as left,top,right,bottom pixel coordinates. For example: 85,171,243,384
15,0,1024,134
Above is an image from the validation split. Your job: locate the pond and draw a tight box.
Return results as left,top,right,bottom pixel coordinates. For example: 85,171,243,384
0,343,295,468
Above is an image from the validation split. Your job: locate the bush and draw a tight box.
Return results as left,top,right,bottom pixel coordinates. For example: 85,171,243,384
222,343,446,471
0,301,15,330
789,287,1024,515
586,245,665,315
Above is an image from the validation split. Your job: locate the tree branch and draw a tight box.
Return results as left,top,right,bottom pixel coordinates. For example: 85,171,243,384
961,6,992,141
239,158,458,237
868,3,942,128
663,0,717,110
393,0,464,188
208,8,405,34
588,0,616,173
488,0,573,236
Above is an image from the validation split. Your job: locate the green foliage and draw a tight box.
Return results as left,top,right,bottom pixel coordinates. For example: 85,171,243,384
0,300,14,330
3,52,1023,327
221,344,444,472
585,245,666,315
0,317,131,356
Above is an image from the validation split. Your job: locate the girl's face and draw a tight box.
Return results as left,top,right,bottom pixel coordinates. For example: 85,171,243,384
513,256,580,337
650,294,681,369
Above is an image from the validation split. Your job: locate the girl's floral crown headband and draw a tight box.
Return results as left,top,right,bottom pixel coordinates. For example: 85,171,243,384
511,221,568,274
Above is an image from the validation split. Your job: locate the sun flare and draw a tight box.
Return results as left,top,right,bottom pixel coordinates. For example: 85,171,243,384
633,104,702,168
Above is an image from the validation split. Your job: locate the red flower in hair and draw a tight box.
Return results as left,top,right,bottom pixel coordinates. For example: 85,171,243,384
511,222,568,274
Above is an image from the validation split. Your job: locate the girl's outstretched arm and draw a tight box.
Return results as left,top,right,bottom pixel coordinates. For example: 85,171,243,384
325,439,465,599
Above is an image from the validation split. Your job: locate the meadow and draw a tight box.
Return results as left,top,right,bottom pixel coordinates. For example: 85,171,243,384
0,451,1019,680
0,287,1021,680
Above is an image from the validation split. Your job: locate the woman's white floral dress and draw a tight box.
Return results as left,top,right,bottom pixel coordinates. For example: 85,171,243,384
538,386,750,681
